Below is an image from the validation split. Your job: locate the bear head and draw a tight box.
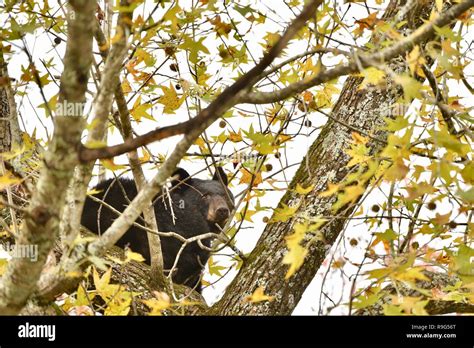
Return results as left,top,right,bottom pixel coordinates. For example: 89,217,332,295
171,167,234,232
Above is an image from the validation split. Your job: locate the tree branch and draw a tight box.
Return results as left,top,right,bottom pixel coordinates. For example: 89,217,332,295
0,0,96,315
34,0,325,303
77,0,474,162
239,0,474,104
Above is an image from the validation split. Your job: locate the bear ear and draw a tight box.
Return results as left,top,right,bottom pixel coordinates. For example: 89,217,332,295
212,166,228,186
171,168,191,189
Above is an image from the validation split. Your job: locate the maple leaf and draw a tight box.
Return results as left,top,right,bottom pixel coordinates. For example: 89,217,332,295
180,35,210,64
283,222,309,279
142,292,171,316
100,159,127,171
320,182,340,197
406,45,426,76
131,96,154,121
360,67,386,89
394,74,423,100
271,203,300,223
158,83,185,114
243,125,276,155
384,158,409,182
354,12,380,36
239,168,263,187
333,185,365,211
245,286,274,303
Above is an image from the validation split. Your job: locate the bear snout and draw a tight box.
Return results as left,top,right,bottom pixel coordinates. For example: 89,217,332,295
215,207,230,223
207,196,231,226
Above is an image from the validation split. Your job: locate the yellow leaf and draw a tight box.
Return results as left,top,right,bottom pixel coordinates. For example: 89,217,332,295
0,259,8,276
351,132,369,144
100,159,127,171
143,292,171,315
271,203,300,223
384,158,409,182
0,173,22,190
433,212,451,225
125,249,145,263
346,142,370,167
283,222,309,279
93,267,112,294
239,168,263,187
139,148,151,163
393,267,429,282
394,74,423,100
295,183,314,195
333,185,365,211
320,182,340,197
131,96,154,121
315,84,340,108
299,57,321,80
245,286,274,303
121,78,132,94
158,83,185,114
360,67,386,89
406,46,426,76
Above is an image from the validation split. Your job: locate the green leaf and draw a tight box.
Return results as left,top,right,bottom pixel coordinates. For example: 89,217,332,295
394,74,423,100
179,35,210,64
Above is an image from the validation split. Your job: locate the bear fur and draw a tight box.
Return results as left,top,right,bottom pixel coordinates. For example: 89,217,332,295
80,167,234,292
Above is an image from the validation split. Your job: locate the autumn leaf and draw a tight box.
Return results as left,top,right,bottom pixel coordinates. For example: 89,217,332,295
0,259,8,276
295,183,314,195
384,158,409,182
283,222,309,279
208,257,227,277
100,159,127,171
131,96,154,121
228,131,243,142
360,67,386,89
0,173,22,191
320,182,340,197
271,203,300,223
394,74,423,100
346,142,370,167
157,83,185,114
124,249,145,263
245,286,274,303
354,12,380,36
180,35,210,64
332,185,365,211
142,292,171,316
315,84,340,108
239,168,263,187
243,125,277,155
299,57,321,80
406,46,426,76
389,296,428,315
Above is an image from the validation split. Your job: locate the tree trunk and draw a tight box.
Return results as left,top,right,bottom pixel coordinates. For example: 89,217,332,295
213,0,437,315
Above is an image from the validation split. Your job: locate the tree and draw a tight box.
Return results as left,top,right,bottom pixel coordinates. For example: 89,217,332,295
0,0,472,316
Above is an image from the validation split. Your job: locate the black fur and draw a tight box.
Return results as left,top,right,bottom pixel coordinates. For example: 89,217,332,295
80,168,234,292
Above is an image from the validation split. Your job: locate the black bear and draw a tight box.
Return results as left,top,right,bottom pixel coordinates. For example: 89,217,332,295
80,167,234,292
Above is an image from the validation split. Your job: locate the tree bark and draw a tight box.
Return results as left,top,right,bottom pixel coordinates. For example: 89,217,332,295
212,0,441,315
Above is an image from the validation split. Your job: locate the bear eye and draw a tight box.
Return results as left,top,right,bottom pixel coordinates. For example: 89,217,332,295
201,193,210,200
